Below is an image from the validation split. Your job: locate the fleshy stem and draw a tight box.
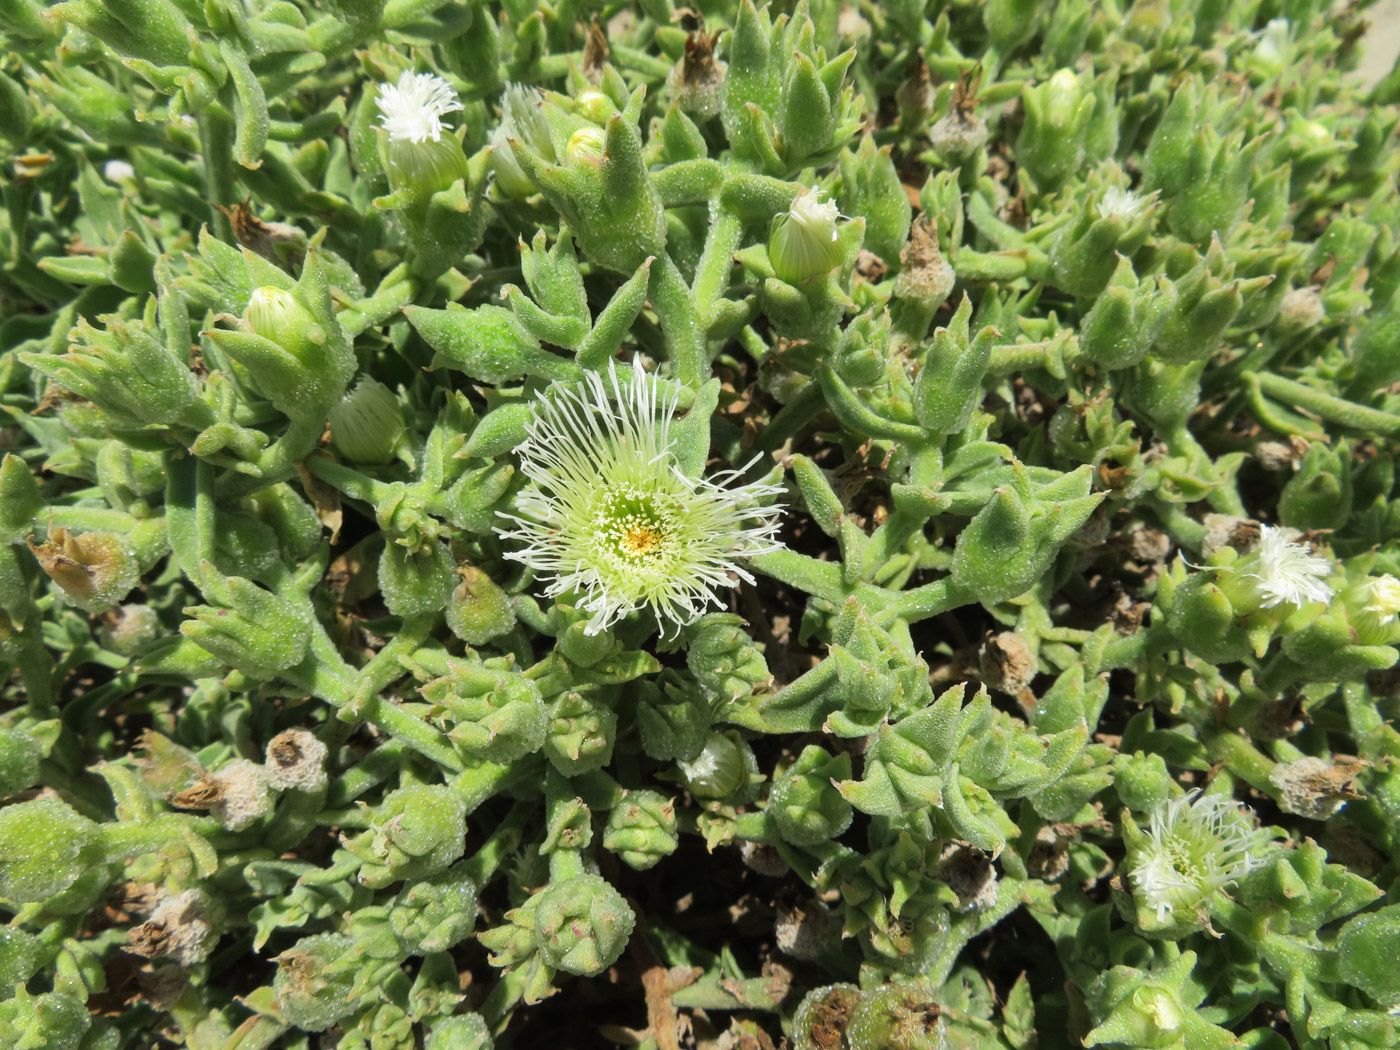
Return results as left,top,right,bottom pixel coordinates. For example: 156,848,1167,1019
198,106,237,243
1247,371,1400,438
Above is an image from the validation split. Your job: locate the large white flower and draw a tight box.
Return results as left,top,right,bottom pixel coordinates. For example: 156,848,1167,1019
497,361,785,636
1244,525,1334,609
376,71,463,145
1128,790,1271,923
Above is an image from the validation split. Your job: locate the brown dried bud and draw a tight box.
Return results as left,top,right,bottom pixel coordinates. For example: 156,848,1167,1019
168,759,273,831
774,897,841,962
739,839,789,878
936,841,998,911
979,632,1039,696
1269,757,1366,820
1201,514,1263,557
893,216,955,309
28,527,139,613
668,29,726,119
265,729,328,792
127,889,218,967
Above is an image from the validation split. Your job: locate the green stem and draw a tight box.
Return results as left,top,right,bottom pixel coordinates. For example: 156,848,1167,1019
650,254,707,388
460,799,535,886
1247,371,1400,437
692,207,743,311
746,548,845,603
198,108,237,242
1201,726,1276,794
759,380,826,451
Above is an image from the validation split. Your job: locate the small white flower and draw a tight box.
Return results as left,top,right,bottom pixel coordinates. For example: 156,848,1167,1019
1097,185,1147,221
787,191,840,242
103,159,135,182
496,361,785,637
376,71,463,145
1244,525,1334,608
1129,790,1271,923
1364,574,1400,625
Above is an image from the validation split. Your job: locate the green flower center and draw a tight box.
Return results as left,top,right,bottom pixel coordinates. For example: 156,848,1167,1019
596,488,676,566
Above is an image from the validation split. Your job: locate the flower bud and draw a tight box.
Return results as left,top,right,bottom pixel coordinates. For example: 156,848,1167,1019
564,125,606,164
28,527,140,614
427,1014,495,1050
533,873,635,976
685,614,771,703
421,659,547,765
264,729,329,792
769,191,845,285
445,565,517,646
678,731,758,801
329,378,408,465
769,746,853,846
544,689,617,776
1112,751,1173,813
274,933,363,1032
389,861,479,954
181,570,310,680
1016,69,1095,192
488,83,551,200
635,675,712,762
0,797,105,903
19,314,209,431
602,789,678,870
379,538,456,618
345,784,468,889
245,286,322,361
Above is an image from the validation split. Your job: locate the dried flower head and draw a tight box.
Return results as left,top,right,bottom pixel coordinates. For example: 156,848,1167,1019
265,730,329,792
1241,524,1334,609
1127,790,1271,923
497,361,784,637
376,71,463,144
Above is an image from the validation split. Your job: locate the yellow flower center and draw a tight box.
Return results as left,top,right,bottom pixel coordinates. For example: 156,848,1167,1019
620,525,664,558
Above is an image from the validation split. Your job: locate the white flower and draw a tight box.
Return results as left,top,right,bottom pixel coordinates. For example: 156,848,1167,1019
1129,790,1271,923
1242,525,1334,608
1097,185,1147,221
496,361,785,637
1364,574,1400,625
376,71,463,145
103,159,135,182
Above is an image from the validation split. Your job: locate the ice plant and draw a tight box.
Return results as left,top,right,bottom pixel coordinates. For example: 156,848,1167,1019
1125,790,1272,925
497,361,784,636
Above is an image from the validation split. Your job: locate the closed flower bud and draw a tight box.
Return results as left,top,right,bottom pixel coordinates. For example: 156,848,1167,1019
181,569,310,680
770,191,845,285
533,873,635,976
264,729,329,792
346,783,467,888
602,789,678,870
0,797,105,903
445,565,516,646
543,688,617,775
389,861,479,954
274,933,363,1032
28,527,140,614
635,674,712,762
768,746,853,846
1349,574,1400,646
678,731,757,800
379,538,456,617
565,125,606,165
421,659,547,765
685,614,772,703
1017,69,1096,192
329,378,408,465
488,82,552,199
427,1014,494,1050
